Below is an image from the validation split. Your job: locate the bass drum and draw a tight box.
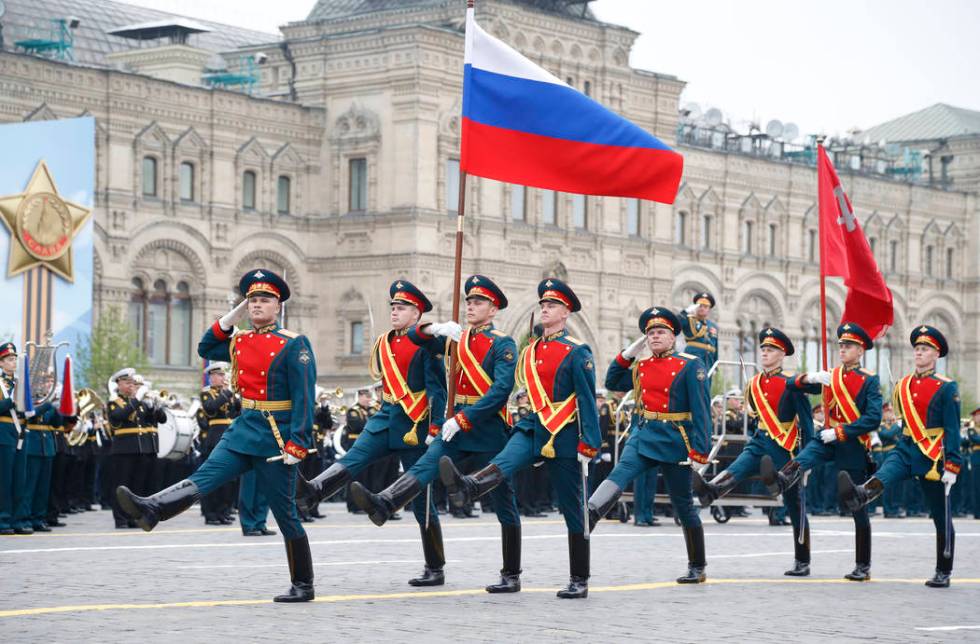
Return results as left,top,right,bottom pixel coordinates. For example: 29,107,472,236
157,409,198,460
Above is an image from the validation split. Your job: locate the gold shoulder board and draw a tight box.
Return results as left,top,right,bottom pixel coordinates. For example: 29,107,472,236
278,329,299,339
491,329,507,337
935,374,952,382
678,352,696,360
565,336,583,346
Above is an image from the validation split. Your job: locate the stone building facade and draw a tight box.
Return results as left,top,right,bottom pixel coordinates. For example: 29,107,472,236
0,0,976,399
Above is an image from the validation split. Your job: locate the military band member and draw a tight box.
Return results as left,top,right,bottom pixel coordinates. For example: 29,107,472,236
693,327,814,575
342,389,373,514
588,307,711,584
200,362,240,525
969,408,980,520
107,367,167,529
14,372,63,533
679,292,718,398
761,322,882,581
439,278,600,599
877,403,903,517
351,274,521,592
117,269,317,602
297,280,447,586
304,392,334,519
0,342,24,535
839,326,962,587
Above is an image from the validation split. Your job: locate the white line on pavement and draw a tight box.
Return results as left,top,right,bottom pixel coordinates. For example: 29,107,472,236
711,549,851,559
180,559,463,570
915,626,980,632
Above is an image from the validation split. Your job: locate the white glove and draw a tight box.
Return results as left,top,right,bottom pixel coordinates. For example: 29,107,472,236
685,303,698,315
869,431,882,448
621,335,647,360
807,371,832,386
282,452,302,465
425,433,436,446
135,385,148,401
427,321,463,342
219,300,248,332
942,470,957,488
819,428,837,444
442,417,462,442
577,452,592,465
601,453,611,463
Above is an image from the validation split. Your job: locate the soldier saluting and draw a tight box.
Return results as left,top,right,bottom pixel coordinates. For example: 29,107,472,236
440,278,600,599
117,269,318,602
761,322,882,582
692,327,814,575
588,307,711,584
679,292,718,397
839,325,962,587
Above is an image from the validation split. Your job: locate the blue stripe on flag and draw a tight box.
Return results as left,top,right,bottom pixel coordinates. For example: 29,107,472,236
462,65,674,152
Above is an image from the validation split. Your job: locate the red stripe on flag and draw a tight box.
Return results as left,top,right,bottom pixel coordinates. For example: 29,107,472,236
462,118,683,204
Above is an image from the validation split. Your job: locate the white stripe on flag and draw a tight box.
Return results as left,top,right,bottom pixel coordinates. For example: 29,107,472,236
464,7,565,87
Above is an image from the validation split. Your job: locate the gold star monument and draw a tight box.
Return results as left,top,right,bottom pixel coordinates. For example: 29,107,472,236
0,159,91,282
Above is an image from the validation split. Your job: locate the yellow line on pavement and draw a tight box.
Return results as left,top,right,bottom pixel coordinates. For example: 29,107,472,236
2,578,978,618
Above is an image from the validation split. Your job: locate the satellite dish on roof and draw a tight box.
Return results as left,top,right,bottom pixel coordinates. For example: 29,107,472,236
681,102,702,121
704,108,723,127
765,119,784,139
783,123,799,141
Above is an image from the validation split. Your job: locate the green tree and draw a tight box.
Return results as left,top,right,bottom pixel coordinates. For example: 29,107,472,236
76,306,148,392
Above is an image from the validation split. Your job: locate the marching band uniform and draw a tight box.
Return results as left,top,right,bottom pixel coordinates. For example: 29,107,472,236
342,397,373,513
839,326,962,587
588,307,711,584
693,327,813,575
297,280,447,586
303,400,333,518
47,408,72,526
877,407,903,517
107,368,167,529
762,322,882,581
15,398,62,532
350,275,521,592
0,342,26,535
679,292,718,398
969,408,980,519
440,278,600,599
117,269,317,602
200,363,240,525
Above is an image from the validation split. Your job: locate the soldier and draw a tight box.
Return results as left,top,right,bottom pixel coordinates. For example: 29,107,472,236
305,391,334,519
117,269,317,602
46,373,72,527
839,326,962,587
351,274,521,592
969,408,980,519
877,403,903,518
106,368,167,529
679,292,718,398
296,279,447,587
588,307,711,584
0,342,24,535
14,371,63,533
761,322,882,581
439,278,600,599
200,362,240,525
693,327,813,575
238,469,275,537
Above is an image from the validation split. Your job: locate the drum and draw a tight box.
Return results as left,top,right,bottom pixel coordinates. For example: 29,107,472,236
157,409,197,460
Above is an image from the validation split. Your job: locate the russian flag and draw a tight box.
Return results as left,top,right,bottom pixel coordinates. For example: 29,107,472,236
461,7,683,204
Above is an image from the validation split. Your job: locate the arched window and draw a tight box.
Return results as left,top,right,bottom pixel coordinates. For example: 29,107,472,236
129,277,146,352
675,211,687,245
147,279,169,364
242,170,257,210
742,220,754,254
142,156,158,197
701,214,712,249
131,277,194,366
807,229,817,263
276,175,291,214
768,223,778,256
171,282,192,366
889,239,899,272
179,162,195,201
925,245,934,276
946,247,954,279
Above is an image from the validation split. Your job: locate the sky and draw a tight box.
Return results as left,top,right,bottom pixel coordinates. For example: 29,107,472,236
117,0,980,137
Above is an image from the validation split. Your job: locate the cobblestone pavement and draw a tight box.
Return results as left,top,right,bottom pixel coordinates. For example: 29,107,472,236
1,504,978,642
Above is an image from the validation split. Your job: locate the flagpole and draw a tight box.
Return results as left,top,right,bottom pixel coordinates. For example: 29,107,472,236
817,140,830,429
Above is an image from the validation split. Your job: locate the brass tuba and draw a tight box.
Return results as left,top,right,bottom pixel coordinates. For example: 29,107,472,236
68,387,104,446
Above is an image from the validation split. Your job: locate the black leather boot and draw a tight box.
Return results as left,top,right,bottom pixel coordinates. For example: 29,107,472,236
926,531,953,588
295,463,351,514
438,457,504,509
785,522,811,576
587,479,623,532
116,480,200,532
677,525,707,583
693,470,737,508
350,474,421,527
274,535,314,602
486,524,522,593
409,522,445,586
844,523,872,581
760,456,801,496
556,533,589,598
838,472,884,513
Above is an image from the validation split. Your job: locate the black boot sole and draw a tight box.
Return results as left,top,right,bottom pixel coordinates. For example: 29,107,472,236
349,482,388,527
691,473,715,508
115,487,156,532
